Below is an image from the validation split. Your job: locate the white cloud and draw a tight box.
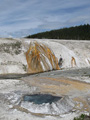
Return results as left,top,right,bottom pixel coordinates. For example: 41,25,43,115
0,0,90,37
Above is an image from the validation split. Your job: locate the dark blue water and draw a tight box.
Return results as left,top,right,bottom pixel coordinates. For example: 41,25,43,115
23,94,61,104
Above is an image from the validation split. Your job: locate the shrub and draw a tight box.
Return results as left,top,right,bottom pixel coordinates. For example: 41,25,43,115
74,114,90,120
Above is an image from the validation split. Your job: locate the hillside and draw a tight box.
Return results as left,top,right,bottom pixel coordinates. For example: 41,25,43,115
26,24,90,40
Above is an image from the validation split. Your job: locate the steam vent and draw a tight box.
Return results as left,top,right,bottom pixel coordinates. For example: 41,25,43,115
26,41,60,73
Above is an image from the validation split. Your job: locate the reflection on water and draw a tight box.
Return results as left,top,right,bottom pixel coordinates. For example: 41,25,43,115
23,94,61,104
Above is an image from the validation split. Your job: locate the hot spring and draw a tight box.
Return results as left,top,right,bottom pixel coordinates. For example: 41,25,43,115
23,94,61,104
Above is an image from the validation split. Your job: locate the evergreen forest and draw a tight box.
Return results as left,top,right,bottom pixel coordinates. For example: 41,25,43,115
26,24,90,40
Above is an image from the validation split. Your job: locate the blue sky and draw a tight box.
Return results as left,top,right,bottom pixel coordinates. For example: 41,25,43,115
0,0,90,38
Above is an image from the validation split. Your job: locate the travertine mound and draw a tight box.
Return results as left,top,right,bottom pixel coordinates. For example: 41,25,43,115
26,41,59,73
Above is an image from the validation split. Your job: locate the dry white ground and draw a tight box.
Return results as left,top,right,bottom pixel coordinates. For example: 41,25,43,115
0,38,90,120
0,38,90,74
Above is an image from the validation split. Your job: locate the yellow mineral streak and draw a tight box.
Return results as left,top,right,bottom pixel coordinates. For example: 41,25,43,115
71,57,76,67
26,41,59,73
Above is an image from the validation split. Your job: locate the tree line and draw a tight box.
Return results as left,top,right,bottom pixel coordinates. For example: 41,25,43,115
26,24,90,40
